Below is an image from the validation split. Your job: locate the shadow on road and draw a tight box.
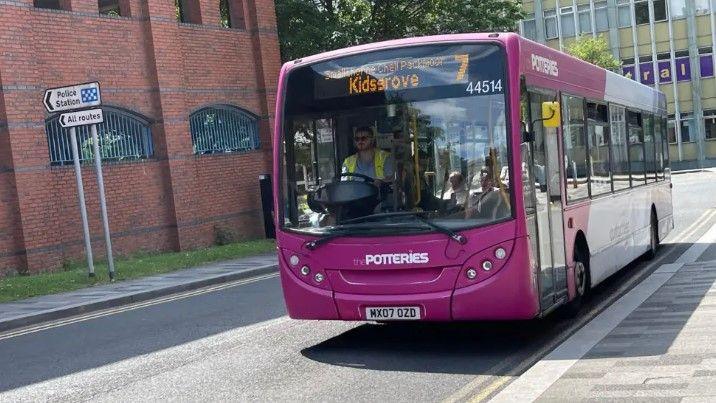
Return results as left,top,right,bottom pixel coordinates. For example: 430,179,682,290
302,243,708,376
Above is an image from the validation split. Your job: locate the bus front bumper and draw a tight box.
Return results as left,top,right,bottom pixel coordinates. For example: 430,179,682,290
279,246,539,321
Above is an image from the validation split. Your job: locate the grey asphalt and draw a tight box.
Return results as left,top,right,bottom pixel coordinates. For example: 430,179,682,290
0,171,715,402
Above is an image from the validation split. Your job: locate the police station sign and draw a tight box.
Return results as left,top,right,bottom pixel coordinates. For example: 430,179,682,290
43,82,101,113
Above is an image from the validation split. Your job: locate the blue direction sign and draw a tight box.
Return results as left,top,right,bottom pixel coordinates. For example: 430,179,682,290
43,82,101,113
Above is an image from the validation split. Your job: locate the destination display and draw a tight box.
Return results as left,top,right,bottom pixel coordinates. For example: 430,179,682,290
312,45,504,100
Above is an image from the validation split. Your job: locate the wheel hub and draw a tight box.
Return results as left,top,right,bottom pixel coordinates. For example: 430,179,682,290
575,261,586,296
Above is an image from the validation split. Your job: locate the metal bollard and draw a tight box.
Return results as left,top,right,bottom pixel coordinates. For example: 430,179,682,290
259,174,275,238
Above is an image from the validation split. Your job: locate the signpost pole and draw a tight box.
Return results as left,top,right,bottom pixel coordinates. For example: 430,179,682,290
90,123,115,280
69,127,95,277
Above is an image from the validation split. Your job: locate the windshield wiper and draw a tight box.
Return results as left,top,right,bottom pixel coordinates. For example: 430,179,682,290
339,211,468,245
305,224,429,250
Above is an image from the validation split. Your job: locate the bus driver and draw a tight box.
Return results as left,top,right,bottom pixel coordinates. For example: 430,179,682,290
342,126,395,185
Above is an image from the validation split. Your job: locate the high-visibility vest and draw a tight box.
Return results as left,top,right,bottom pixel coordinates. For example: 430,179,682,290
342,149,390,179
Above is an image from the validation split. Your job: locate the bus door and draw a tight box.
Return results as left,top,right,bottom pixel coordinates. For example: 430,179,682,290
523,87,568,313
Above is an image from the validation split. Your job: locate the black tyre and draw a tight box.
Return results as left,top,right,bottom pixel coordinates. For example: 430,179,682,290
560,246,590,318
645,211,659,260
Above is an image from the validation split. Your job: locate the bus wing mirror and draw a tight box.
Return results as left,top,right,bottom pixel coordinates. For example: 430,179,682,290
541,101,561,128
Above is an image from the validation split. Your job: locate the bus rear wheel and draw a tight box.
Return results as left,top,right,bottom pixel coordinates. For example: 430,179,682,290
560,247,589,318
646,211,659,260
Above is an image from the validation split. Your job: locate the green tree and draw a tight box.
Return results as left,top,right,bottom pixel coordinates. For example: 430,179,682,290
565,35,621,71
275,0,524,62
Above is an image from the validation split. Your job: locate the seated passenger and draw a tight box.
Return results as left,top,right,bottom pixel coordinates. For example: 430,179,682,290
466,170,510,220
342,126,394,185
443,171,468,206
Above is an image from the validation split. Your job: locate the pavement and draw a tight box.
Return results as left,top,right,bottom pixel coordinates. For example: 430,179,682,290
0,253,277,332
492,261,716,400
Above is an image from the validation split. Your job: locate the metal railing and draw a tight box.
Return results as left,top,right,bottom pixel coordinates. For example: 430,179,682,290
46,107,154,165
189,105,260,155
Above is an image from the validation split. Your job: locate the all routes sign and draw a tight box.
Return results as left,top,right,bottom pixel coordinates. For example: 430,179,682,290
43,82,101,113
59,108,104,128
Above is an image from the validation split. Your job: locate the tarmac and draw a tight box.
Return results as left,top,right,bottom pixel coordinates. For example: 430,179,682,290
0,253,277,332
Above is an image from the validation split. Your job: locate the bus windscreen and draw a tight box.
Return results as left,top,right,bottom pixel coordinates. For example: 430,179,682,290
281,43,512,234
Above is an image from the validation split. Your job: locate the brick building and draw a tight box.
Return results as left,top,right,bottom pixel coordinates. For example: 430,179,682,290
0,0,280,275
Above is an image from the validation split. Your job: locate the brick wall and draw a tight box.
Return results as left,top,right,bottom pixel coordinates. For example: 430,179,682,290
0,0,279,275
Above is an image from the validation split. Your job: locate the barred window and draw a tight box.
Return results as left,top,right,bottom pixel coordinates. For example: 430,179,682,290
45,107,154,165
189,105,260,154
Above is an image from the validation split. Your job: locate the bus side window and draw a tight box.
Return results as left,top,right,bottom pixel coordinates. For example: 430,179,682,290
610,105,630,191
586,101,611,196
562,94,588,202
627,110,646,186
644,113,657,183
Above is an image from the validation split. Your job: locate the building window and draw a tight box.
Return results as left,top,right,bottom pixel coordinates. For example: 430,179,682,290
522,18,537,40
618,0,632,27
669,0,685,18
705,110,716,140
696,0,710,14
595,1,609,32
34,0,64,10
99,0,128,16
189,105,260,154
680,116,694,142
45,107,154,166
176,0,202,24
653,0,667,21
666,117,692,144
219,0,245,29
220,0,231,28
545,9,558,39
560,6,576,37
578,5,592,34
634,0,650,24
562,94,588,201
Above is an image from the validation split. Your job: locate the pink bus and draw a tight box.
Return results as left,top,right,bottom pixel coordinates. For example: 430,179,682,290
273,33,673,321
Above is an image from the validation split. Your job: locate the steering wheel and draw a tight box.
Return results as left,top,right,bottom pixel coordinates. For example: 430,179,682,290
340,172,375,183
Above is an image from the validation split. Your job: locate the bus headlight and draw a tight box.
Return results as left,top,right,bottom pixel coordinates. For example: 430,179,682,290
466,268,477,279
494,248,506,259
482,260,493,271
300,265,310,276
314,273,325,283
290,255,300,266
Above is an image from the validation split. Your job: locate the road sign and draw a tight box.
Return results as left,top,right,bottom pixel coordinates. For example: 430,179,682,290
43,82,101,113
59,108,104,128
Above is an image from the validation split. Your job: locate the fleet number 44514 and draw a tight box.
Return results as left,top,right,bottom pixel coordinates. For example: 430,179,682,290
465,79,502,95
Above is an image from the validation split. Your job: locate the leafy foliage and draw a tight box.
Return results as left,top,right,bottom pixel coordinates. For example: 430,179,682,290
275,0,524,62
565,35,621,71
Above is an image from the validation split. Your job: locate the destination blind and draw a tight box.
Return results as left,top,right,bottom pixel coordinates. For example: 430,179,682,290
312,44,505,101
